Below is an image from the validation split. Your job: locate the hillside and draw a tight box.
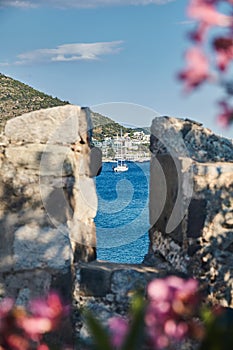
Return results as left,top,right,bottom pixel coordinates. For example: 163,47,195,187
0,73,147,140
0,73,69,132
91,111,137,141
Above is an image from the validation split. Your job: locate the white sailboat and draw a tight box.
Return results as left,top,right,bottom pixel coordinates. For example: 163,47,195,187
113,159,128,172
113,130,128,173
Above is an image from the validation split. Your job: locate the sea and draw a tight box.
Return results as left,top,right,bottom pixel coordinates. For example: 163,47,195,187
94,161,150,264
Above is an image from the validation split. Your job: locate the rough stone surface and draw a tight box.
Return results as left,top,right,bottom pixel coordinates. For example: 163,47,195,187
147,116,233,307
2,110,233,349
0,105,103,347
73,260,170,345
0,105,102,307
5,104,84,144
73,260,199,349
150,116,233,162
13,224,71,270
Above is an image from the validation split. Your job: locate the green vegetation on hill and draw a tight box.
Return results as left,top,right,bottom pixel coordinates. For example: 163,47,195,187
0,73,149,140
91,111,135,141
0,73,69,132
0,73,129,138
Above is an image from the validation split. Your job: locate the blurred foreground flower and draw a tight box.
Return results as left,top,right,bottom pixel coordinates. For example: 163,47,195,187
178,47,212,91
179,0,233,126
85,276,200,350
217,100,233,127
213,37,233,71
108,317,129,348
145,276,199,349
187,0,232,42
0,292,68,350
85,275,233,349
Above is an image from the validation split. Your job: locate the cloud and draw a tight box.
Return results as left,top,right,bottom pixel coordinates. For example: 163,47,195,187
0,41,123,66
0,0,37,8
0,0,175,9
0,62,10,66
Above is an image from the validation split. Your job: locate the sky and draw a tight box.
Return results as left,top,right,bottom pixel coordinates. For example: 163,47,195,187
0,0,232,138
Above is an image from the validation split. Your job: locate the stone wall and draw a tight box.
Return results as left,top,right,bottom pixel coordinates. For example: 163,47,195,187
147,116,233,307
0,105,102,307
73,260,171,346
1,108,233,346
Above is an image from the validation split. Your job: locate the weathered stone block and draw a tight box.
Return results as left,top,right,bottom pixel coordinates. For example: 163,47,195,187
0,105,102,307
4,105,88,144
13,224,71,271
148,116,233,307
78,262,112,296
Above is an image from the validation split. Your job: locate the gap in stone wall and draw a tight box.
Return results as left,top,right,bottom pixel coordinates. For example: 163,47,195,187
94,161,150,264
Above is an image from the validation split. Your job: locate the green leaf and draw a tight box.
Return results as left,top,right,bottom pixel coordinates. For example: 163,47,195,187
121,294,146,350
84,310,113,350
200,307,233,350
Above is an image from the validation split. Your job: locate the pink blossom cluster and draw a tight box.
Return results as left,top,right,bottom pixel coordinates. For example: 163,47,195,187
108,317,129,348
108,276,199,350
145,276,198,349
178,0,233,126
0,293,68,350
217,100,233,126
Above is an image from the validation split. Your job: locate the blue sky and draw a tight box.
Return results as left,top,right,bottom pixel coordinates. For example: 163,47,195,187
0,0,232,138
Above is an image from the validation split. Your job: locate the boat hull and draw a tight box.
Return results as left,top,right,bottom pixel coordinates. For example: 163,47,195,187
113,165,128,172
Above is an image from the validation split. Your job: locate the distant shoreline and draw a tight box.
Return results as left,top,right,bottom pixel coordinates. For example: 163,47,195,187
103,158,150,163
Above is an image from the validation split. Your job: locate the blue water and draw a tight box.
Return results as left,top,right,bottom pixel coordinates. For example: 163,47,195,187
94,161,150,264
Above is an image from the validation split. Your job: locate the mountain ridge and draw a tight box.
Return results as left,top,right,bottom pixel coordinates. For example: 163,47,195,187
0,73,149,140
0,73,70,132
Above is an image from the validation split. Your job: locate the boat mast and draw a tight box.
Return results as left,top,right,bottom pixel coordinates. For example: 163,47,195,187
121,129,123,166
116,132,118,165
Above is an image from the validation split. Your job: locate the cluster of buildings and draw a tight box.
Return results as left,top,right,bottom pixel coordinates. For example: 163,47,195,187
93,130,151,162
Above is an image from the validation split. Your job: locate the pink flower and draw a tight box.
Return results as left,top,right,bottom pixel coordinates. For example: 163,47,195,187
6,334,30,350
172,277,198,301
37,344,50,350
146,277,198,349
213,37,233,71
0,298,15,335
188,0,231,27
178,47,211,91
17,317,53,341
16,292,69,341
29,293,65,319
217,101,233,127
164,319,188,340
189,22,209,43
145,309,158,328
168,275,197,292
0,293,69,350
147,279,171,301
0,298,14,316
155,334,169,350
147,276,198,310
108,316,129,348
187,0,232,43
